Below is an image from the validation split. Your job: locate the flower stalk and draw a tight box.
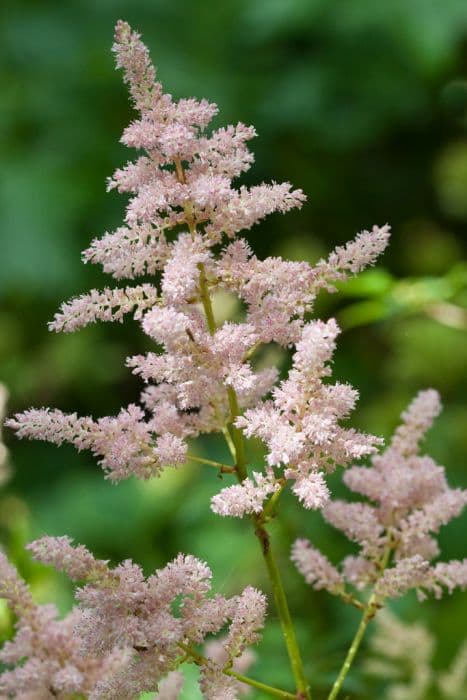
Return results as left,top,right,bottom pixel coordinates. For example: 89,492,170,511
326,594,378,700
188,454,236,473
326,543,392,700
192,204,311,697
180,159,308,696
253,518,311,700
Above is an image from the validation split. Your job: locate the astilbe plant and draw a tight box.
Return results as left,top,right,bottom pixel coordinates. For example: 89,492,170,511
2,20,466,700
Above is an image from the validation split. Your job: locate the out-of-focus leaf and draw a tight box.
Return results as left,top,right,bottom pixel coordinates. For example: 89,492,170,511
338,299,396,328
336,269,395,298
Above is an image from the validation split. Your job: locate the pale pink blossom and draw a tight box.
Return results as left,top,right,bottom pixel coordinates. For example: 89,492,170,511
314,224,391,292
83,224,170,280
290,471,330,510
24,538,266,699
390,389,442,457
199,662,238,700
154,671,184,699
323,501,384,557
224,587,267,659
341,556,378,590
200,586,266,700
161,233,213,306
196,123,256,179
6,405,187,482
0,552,125,699
205,639,256,696
2,15,400,700
291,539,344,594
8,21,390,500
375,555,432,599
26,536,109,582
365,609,434,700
211,472,279,518
48,284,159,332
294,390,467,603
205,182,307,241
237,319,381,507
438,639,467,698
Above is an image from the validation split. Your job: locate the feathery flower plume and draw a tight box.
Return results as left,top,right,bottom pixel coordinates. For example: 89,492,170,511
205,639,256,697
438,638,467,699
3,19,395,699
235,319,382,511
291,539,344,594
293,390,467,604
7,20,389,509
366,609,467,700
0,551,125,699
23,537,266,699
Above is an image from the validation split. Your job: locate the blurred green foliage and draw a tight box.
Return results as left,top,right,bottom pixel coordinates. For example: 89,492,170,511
1,1,467,698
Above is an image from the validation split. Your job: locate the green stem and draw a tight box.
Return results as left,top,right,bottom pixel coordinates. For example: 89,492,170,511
261,480,287,522
253,517,311,700
326,594,378,700
225,669,298,700
197,261,216,334
202,282,311,698
188,454,236,473
226,392,311,699
226,385,247,481
225,669,297,700
326,542,392,700
222,426,237,461
179,643,296,700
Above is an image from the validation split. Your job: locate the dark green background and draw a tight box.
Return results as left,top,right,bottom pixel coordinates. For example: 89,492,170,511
1,1,467,698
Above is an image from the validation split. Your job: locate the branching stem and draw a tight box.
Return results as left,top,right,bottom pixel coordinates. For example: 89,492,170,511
201,263,310,699
252,517,311,700
187,454,236,473
326,542,392,700
326,594,378,700
177,157,311,700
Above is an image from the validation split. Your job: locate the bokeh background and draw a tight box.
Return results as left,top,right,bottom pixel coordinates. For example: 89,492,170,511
1,1,467,698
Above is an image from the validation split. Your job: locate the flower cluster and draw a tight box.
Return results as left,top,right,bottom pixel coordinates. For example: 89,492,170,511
8,404,187,482
292,390,467,604
222,318,382,515
6,21,389,520
0,538,266,699
0,551,125,699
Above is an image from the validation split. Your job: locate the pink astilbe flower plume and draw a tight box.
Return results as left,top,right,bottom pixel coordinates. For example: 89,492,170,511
7,404,186,482
7,20,389,504
293,390,467,605
204,639,257,697
0,551,126,699
22,537,266,699
2,20,397,699
232,318,382,513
